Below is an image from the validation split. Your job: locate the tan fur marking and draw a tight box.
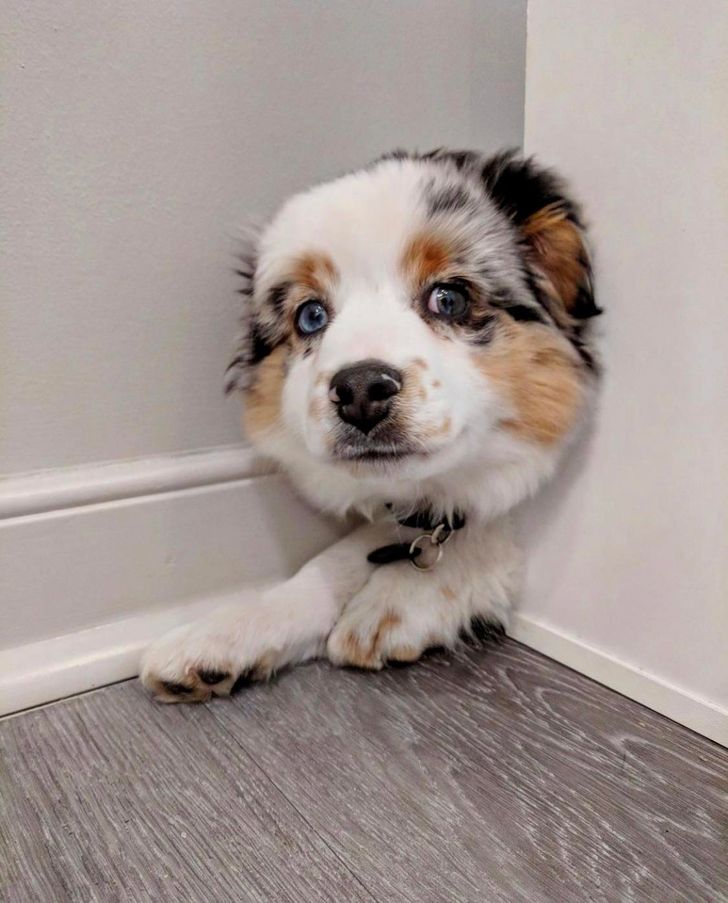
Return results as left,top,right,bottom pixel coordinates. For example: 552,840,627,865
523,204,587,311
289,251,338,298
434,415,451,437
339,632,368,668
479,321,584,445
243,345,287,437
420,415,452,441
441,585,457,601
401,233,454,288
412,357,429,370
252,652,277,681
399,361,425,408
340,612,402,669
432,379,441,388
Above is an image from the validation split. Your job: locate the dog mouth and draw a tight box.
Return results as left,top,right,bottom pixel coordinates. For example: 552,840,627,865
332,439,426,465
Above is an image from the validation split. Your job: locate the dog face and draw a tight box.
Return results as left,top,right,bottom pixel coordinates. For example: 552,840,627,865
227,150,600,518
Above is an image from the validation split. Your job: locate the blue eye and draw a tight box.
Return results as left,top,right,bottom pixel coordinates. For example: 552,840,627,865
427,284,469,319
295,300,329,336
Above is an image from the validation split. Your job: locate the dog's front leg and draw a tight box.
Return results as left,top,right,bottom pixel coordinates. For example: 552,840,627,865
141,522,388,702
327,519,519,670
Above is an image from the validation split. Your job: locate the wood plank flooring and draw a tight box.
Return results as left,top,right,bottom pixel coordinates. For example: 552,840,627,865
1,640,726,902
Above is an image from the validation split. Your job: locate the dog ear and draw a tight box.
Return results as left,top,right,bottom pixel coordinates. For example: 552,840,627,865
481,151,600,324
224,226,272,394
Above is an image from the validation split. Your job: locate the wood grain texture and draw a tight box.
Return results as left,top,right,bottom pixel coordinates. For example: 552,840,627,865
0,683,372,903
210,641,728,903
0,640,726,903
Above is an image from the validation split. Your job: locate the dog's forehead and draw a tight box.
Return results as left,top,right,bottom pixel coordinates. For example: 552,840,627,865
258,160,432,283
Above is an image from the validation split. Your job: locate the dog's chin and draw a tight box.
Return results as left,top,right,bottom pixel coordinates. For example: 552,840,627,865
330,439,428,471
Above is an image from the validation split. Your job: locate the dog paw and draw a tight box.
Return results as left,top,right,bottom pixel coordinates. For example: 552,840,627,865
327,609,410,670
325,557,503,671
140,613,277,704
326,573,455,669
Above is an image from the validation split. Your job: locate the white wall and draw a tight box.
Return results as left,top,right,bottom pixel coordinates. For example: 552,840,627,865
517,0,728,744
1,0,525,475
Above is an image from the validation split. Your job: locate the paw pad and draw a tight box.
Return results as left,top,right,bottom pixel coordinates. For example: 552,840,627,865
160,680,194,696
145,666,236,704
197,669,230,685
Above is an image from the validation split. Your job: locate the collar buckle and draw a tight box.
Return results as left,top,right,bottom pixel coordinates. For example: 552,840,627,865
408,519,455,571
367,507,467,570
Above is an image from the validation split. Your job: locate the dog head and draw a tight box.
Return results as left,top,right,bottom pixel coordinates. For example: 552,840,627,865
227,150,600,519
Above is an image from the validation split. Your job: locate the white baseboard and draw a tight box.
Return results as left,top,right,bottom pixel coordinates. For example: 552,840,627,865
0,446,344,715
0,589,269,718
509,612,728,747
0,445,274,520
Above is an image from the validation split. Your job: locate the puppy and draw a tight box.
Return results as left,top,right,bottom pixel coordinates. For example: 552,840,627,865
141,149,600,703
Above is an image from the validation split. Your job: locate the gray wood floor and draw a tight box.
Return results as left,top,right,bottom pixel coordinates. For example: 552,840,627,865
1,640,726,903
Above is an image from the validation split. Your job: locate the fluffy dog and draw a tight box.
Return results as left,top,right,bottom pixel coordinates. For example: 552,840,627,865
141,149,600,702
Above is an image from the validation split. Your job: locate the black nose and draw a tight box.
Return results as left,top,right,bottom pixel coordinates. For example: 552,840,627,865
329,360,402,434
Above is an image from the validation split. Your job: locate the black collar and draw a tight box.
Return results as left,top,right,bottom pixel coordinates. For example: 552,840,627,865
367,506,467,566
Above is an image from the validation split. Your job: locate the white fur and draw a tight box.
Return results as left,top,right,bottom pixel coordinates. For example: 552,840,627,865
251,161,568,520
